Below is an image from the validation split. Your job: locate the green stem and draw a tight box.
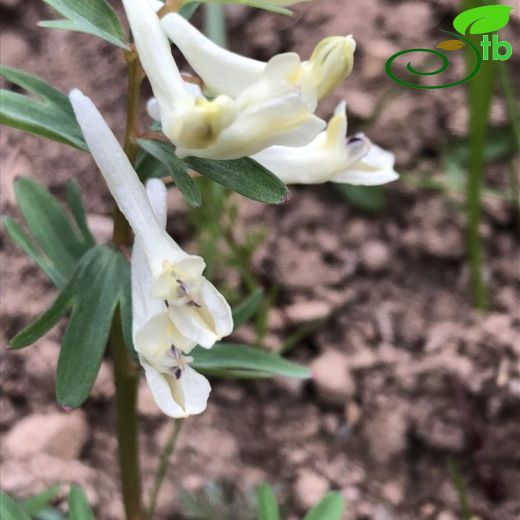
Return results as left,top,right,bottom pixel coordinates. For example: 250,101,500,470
463,0,497,310
110,310,142,520
448,458,473,520
148,420,184,519
203,2,227,47
110,48,144,520
498,64,520,228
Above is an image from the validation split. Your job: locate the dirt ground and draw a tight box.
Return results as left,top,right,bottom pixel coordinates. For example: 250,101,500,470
1,0,519,519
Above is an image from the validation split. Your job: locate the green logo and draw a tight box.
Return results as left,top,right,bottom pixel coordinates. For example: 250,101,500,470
385,5,513,89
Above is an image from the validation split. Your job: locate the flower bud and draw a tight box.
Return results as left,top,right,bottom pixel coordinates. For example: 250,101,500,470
308,35,356,99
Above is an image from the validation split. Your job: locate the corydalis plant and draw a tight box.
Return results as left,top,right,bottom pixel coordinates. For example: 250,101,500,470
70,89,232,415
1,0,400,518
135,0,398,187
124,0,325,159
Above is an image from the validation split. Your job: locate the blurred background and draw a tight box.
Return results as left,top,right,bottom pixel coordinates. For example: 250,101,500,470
1,0,519,519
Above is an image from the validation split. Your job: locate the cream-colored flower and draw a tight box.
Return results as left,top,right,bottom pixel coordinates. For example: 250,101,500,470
160,12,355,100
69,89,233,349
123,0,324,159
132,180,210,417
252,102,399,185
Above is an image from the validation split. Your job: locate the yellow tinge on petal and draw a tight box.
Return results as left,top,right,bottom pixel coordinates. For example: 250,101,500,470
305,35,356,99
163,95,237,150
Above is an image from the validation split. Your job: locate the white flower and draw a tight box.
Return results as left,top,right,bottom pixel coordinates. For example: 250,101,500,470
160,12,355,101
69,89,233,349
123,0,324,159
131,179,210,417
251,102,399,185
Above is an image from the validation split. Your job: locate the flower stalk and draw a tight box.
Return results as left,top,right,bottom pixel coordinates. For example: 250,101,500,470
148,419,184,519
110,47,144,520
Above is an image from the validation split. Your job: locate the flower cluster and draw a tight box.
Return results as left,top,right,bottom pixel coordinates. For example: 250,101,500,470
128,0,399,184
70,0,399,418
70,90,233,417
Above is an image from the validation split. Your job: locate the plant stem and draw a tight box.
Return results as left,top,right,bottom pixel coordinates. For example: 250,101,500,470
203,2,227,47
148,420,184,519
110,309,142,520
498,64,520,228
463,0,497,310
110,48,144,520
448,458,473,520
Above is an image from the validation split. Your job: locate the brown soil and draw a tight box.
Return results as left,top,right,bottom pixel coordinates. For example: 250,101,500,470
1,1,519,519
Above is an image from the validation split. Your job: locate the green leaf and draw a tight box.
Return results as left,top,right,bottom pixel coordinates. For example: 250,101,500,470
5,178,94,289
335,184,386,213
181,1,201,19
19,485,61,516
0,66,87,150
137,139,202,208
34,508,66,520
135,149,169,181
67,180,96,248
257,483,280,520
232,288,264,329
10,246,131,408
191,0,292,15
39,0,129,49
191,342,311,379
303,492,345,520
184,156,289,204
3,217,67,288
14,177,92,282
453,5,513,35
68,486,94,520
0,492,31,520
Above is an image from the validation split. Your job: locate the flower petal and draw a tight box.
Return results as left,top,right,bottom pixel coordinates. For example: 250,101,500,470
131,179,170,334
168,304,220,349
330,145,399,185
143,363,211,418
135,313,196,361
122,0,193,110
161,12,264,98
143,363,187,417
69,89,188,272
178,365,211,415
176,87,324,159
200,279,234,340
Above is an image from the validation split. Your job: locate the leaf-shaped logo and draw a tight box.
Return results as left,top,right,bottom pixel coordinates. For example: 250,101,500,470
453,5,513,35
437,39,466,51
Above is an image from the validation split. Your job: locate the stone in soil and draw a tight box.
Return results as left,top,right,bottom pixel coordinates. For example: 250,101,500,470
311,350,355,406
3,410,88,460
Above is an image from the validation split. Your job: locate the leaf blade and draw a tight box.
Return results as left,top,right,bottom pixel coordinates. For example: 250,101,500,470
14,177,88,278
137,139,202,207
40,0,129,49
66,180,96,247
303,492,345,520
191,342,311,379
68,486,94,520
55,246,130,407
0,66,87,150
232,288,264,329
3,217,66,288
0,491,32,520
184,156,289,204
19,485,62,516
257,483,281,520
